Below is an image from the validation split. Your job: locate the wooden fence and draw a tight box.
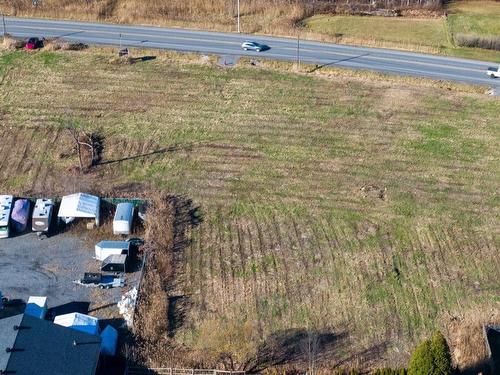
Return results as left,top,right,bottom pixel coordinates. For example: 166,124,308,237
126,367,245,375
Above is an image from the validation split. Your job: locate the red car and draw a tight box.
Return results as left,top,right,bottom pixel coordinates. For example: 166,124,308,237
25,37,44,50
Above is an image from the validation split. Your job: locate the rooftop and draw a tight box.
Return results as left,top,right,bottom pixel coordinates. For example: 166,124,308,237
3,314,101,375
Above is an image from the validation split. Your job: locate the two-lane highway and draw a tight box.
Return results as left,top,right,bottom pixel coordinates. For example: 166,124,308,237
4,16,499,88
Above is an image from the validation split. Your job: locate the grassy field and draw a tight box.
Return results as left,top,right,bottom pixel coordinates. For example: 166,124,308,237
304,15,449,48
447,1,500,36
0,47,499,372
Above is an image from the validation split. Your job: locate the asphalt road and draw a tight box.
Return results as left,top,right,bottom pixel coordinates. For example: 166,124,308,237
4,16,500,89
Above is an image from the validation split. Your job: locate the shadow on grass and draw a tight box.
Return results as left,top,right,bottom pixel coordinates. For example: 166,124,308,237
244,327,389,372
98,143,193,166
308,53,370,73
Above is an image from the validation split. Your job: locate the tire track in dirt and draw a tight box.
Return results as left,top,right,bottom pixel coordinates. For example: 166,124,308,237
244,221,264,338
214,210,229,312
406,231,432,333
324,216,353,324
254,214,281,298
270,212,294,306
383,233,411,338
377,232,405,341
0,128,19,175
289,217,312,294
248,211,272,301
411,229,441,321
225,222,239,304
30,127,61,193
423,226,461,310
195,222,207,313
235,220,262,337
14,127,37,175
206,217,216,310
305,214,336,317
0,128,10,172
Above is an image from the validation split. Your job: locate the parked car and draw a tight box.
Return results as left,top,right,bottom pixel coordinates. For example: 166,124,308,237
25,37,44,50
241,41,269,52
486,66,500,78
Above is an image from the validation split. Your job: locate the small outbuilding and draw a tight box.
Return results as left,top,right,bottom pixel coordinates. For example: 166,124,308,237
54,312,100,336
113,202,134,235
24,296,48,320
101,254,128,273
57,193,100,227
95,240,130,261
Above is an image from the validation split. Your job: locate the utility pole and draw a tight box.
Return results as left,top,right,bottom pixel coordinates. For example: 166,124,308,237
237,0,240,33
2,13,6,36
296,31,300,70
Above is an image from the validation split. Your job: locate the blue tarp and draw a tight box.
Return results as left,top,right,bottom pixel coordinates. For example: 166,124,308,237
100,325,118,356
11,199,30,233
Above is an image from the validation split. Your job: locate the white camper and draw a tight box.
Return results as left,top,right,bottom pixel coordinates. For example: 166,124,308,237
95,240,130,261
0,195,14,239
113,203,134,235
58,193,100,227
32,198,54,233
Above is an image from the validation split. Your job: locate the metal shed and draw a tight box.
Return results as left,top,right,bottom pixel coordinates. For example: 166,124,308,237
95,240,130,261
113,202,134,235
101,254,128,273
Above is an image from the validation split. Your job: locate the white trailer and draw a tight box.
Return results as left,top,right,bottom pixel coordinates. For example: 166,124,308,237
113,202,134,235
95,240,130,261
32,198,54,233
0,195,14,239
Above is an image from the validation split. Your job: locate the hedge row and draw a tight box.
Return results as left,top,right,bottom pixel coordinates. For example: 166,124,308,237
455,33,500,51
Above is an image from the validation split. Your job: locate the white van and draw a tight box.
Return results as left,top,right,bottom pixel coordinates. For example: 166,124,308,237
113,203,134,235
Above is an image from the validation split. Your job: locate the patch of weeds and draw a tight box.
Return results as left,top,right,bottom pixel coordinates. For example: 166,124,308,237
0,51,24,74
4,174,30,189
37,51,66,67
392,192,421,218
412,250,426,265
365,283,390,304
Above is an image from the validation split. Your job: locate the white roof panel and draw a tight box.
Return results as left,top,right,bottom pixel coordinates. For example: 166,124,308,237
54,312,100,335
58,193,99,218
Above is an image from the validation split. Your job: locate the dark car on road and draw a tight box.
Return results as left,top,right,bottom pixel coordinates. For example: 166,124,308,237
25,37,44,50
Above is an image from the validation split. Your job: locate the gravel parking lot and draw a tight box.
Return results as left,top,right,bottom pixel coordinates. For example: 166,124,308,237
1,231,103,310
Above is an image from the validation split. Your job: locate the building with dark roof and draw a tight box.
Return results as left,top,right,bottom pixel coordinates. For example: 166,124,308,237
0,314,101,375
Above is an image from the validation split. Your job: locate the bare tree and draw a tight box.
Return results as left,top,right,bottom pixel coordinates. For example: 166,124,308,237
302,320,321,375
62,117,101,173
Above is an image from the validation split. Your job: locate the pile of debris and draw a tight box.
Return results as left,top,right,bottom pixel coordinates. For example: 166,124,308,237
1,33,24,50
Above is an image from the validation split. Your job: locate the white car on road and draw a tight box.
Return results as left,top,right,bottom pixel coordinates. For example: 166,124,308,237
486,66,500,78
